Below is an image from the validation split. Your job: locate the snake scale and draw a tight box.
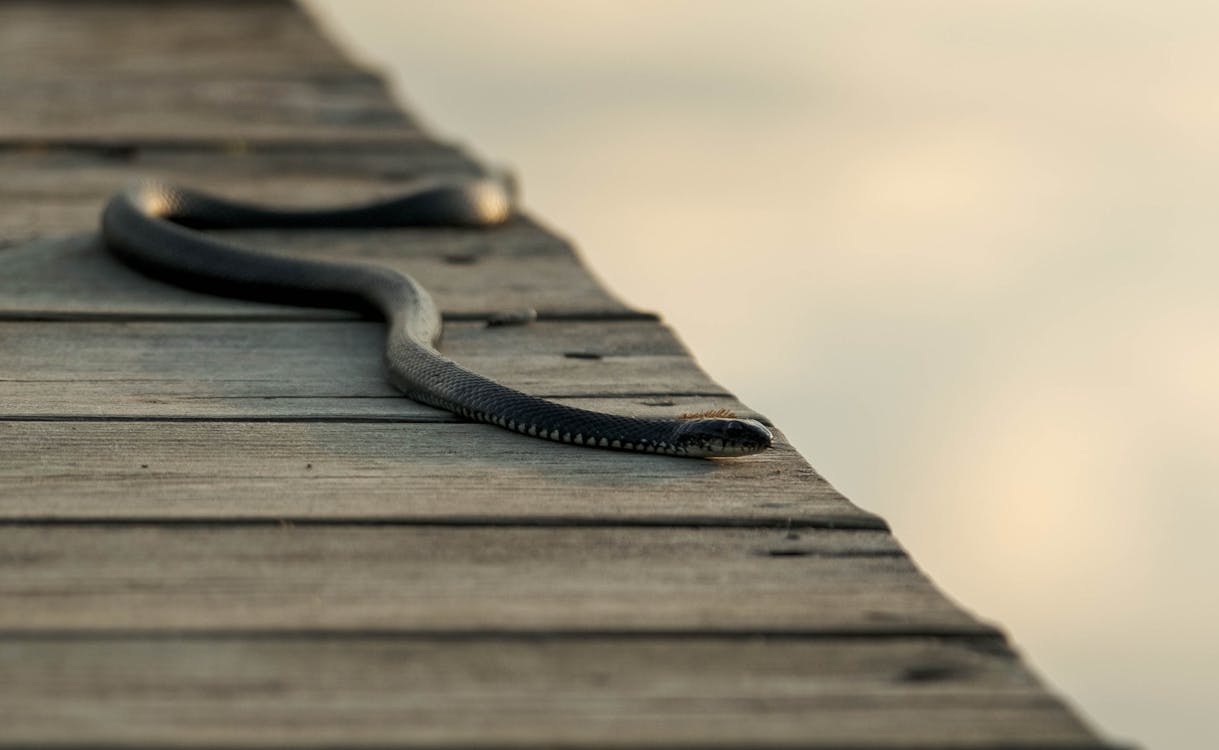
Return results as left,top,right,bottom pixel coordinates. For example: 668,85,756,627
101,179,773,458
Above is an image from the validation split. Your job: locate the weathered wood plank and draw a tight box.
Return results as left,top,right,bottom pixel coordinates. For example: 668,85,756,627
0,320,748,421
0,0,416,142
0,394,755,425
0,144,483,190
0,526,1000,635
0,0,354,76
0,319,690,366
0,636,1104,748
0,421,878,528
0,74,419,141
0,231,634,318
0,145,486,239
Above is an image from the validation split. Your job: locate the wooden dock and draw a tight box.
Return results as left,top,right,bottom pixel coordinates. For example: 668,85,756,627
0,1,1115,747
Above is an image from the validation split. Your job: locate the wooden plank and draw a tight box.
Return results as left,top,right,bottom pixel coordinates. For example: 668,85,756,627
0,0,355,76
0,145,486,238
0,320,745,421
0,393,756,426
0,421,880,528
0,318,688,361
0,231,634,318
0,74,420,141
0,526,1001,635
0,636,1105,748
0,0,417,143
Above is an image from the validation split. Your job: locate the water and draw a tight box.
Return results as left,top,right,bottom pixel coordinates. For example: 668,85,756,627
307,2,1219,746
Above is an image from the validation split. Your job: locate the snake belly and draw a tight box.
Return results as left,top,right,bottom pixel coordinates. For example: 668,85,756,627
100,180,773,458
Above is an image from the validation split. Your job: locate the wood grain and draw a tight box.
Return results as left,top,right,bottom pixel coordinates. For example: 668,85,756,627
0,526,1001,635
0,231,634,318
0,0,355,76
0,74,419,141
0,420,878,527
0,636,1104,748
0,320,745,420
0,0,412,141
0,146,487,238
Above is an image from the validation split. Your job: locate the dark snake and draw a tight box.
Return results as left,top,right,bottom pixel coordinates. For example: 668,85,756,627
100,180,773,458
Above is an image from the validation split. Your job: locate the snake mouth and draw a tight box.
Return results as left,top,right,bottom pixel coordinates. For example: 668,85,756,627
673,418,774,457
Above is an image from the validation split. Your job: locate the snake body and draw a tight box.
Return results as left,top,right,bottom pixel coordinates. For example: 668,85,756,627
101,180,773,458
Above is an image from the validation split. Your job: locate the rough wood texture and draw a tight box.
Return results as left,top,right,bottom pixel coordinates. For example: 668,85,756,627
0,526,998,635
0,145,486,239
0,421,878,528
0,637,1104,749
0,0,1112,747
0,74,420,141
0,0,415,140
0,231,635,319
0,0,354,76
0,320,743,419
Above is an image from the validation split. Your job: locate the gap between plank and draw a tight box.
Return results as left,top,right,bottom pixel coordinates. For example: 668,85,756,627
0,745,1124,750
0,627,1009,645
0,400,745,423
0,310,661,323
0,515,888,531
0,134,439,154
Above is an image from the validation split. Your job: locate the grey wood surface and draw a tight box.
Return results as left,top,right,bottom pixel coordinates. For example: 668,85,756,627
0,637,1104,749
0,145,485,239
0,0,415,141
0,526,997,635
0,320,740,418
0,231,635,319
0,74,419,141
0,0,1114,747
0,0,353,76
0,421,878,528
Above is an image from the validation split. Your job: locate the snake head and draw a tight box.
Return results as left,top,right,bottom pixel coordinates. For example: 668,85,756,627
673,417,773,457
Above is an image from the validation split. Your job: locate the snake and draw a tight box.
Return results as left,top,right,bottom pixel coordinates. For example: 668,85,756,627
100,180,773,458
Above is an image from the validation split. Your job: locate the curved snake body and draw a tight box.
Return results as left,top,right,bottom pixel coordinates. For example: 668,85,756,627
101,181,773,458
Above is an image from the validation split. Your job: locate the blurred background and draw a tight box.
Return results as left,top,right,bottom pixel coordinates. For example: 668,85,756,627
307,2,1218,747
